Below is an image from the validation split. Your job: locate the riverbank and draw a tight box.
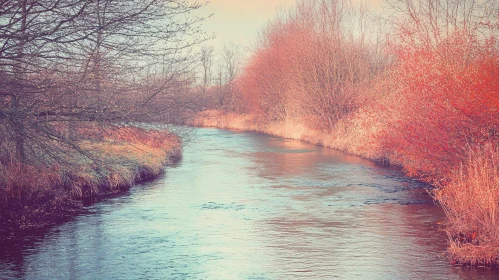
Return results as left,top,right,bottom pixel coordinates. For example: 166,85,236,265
192,110,499,266
192,110,386,162
0,126,182,235
1,127,470,279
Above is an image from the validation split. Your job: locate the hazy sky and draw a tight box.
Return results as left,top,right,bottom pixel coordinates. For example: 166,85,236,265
197,0,385,53
198,0,295,52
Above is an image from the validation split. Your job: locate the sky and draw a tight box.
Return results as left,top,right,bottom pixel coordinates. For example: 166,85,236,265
197,0,295,53
196,0,385,53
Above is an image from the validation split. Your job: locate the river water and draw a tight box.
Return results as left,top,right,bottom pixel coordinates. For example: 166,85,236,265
0,128,497,279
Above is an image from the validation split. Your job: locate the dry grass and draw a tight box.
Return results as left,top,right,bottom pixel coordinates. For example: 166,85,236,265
193,109,387,162
192,110,260,131
434,144,499,265
73,126,181,197
0,126,181,231
325,108,387,162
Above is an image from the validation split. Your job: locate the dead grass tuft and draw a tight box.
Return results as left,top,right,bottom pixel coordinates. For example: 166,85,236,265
434,144,499,265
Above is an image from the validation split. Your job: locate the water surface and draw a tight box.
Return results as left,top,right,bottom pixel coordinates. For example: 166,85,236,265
0,128,496,279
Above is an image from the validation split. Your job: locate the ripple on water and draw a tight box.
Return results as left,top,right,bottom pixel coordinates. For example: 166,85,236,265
0,127,497,280
201,202,246,211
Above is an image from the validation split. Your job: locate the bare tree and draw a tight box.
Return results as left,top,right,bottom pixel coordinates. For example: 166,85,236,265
0,0,207,171
198,45,214,94
215,42,241,110
386,0,499,49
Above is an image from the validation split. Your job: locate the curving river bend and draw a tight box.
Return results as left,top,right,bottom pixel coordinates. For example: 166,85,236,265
0,128,497,279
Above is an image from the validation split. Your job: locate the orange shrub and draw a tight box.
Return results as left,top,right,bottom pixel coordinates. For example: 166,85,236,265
236,0,376,131
237,21,313,122
380,32,499,176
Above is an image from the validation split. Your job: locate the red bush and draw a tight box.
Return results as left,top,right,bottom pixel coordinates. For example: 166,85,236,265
236,1,374,130
237,21,314,121
381,32,499,176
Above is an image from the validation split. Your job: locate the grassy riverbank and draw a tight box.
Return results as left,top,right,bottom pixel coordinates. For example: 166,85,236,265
0,126,181,233
193,110,499,266
193,110,385,162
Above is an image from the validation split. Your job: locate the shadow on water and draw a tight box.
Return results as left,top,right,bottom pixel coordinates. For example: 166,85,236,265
0,172,173,279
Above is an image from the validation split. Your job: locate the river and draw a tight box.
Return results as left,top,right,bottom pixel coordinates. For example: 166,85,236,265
0,128,496,279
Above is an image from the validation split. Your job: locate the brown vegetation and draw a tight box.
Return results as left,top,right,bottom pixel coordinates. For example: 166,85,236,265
434,144,499,265
0,0,204,233
0,126,181,232
193,0,499,265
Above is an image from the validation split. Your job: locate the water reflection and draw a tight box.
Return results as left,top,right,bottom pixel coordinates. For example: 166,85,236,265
0,128,497,279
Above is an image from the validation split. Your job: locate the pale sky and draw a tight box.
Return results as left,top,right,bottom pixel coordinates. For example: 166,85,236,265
196,0,384,53
197,0,295,52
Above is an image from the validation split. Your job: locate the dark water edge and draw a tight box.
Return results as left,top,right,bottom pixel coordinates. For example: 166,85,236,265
0,175,159,277
0,155,182,237
0,128,498,279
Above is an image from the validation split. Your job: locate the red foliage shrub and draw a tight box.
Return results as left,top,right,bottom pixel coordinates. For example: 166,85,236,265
380,32,499,176
237,21,314,122
236,0,377,131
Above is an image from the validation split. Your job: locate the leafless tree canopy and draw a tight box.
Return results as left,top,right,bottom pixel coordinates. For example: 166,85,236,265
198,45,214,94
0,0,207,169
